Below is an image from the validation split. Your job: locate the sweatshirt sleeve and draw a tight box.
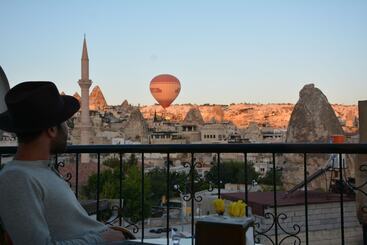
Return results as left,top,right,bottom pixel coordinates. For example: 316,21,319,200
0,170,104,245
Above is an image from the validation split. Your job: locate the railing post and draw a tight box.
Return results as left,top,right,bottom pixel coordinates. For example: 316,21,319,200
339,153,345,245
244,153,248,216
96,153,100,221
272,153,278,244
217,153,221,198
191,153,195,245
119,153,123,226
141,153,145,242
75,153,79,199
304,153,309,245
166,153,170,245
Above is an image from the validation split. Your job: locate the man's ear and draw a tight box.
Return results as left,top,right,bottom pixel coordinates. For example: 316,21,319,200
46,126,58,138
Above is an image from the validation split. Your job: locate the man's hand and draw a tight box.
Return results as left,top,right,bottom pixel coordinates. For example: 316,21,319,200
101,228,125,241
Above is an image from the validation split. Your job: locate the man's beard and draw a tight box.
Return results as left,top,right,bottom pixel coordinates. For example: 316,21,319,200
50,125,68,154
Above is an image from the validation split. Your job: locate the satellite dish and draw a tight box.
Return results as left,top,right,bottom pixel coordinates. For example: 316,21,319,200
149,74,181,109
0,66,10,113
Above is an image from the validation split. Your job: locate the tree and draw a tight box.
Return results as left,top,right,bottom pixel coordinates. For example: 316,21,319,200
121,165,151,221
205,160,260,188
146,167,187,205
82,168,119,199
145,167,206,206
82,155,152,220
258,168,283,186
102,156,120,169
102,153,137,173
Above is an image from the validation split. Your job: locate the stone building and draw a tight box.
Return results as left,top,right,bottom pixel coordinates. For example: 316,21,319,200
201,121,236,143
240,122,263,143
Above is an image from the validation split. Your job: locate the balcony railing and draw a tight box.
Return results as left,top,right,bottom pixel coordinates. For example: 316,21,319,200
1,143,367,245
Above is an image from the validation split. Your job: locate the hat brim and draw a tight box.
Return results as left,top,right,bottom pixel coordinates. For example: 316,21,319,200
0,95,80,133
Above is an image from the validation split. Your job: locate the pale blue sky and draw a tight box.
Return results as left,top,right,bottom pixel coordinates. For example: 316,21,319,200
1,0,366,105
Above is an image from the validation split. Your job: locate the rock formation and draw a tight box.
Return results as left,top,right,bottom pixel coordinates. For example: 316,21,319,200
89,86,107,111
123,109,149,142
281,84,347,190
184,107,205,125
73,92,81,102
286,84,344,143
121,99,129,110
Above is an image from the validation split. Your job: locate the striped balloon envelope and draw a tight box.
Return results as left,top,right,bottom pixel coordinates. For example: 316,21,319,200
149,74,181,109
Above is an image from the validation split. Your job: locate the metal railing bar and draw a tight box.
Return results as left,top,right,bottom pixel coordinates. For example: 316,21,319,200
119,153,123,226
217,153,221,198
1,143,366,155
166,153,170,245
339,153,345,245
141,153,145,242
304,153,309,245
97,153,100,221
272,153,278,245
75,153,79,199
244,153,249,216
191,152,195,245
66,143,367,154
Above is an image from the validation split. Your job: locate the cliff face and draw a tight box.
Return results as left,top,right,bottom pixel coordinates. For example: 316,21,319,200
89,86,107,111
200,105,224,123
140,103,357,133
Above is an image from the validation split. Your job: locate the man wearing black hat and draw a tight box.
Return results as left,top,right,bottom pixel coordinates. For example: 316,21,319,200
0,82,124,244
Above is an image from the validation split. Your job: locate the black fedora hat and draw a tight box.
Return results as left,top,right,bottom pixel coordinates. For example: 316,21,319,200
0,81,80,133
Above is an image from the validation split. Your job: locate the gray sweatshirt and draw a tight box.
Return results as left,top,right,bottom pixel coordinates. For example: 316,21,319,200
0,160,108,244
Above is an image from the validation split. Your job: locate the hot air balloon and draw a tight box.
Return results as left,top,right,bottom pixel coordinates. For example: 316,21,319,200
149,74,181,109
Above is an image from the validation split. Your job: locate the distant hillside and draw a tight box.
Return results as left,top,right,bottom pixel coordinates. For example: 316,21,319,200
77,85,358,133
140,103,358,133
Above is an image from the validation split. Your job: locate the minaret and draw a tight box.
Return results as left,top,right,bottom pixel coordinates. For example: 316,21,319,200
78,36,92,163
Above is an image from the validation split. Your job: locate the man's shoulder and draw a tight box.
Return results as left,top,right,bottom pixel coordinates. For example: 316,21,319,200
0,162,38,185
